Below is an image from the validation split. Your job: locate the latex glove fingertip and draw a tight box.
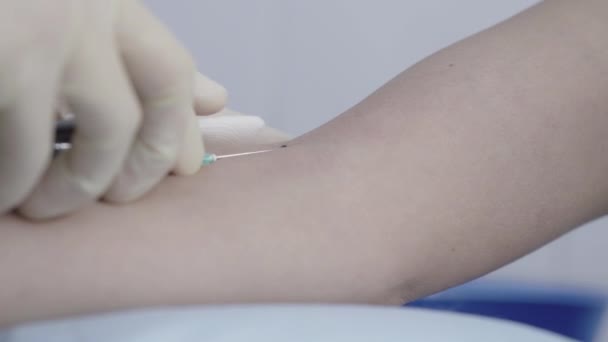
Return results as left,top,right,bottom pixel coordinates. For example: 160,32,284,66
194,72,228,115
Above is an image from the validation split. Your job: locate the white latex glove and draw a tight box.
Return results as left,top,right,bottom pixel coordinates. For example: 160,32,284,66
0,1,226,219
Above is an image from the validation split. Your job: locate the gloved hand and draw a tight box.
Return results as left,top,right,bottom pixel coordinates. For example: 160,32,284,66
0,0,226,219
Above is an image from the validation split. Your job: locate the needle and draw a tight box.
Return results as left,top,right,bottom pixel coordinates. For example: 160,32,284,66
53,119,287,165
53,143,286,166
202,146,286,166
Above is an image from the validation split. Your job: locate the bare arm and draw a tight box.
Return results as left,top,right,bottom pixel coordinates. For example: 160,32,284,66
2,0,608,327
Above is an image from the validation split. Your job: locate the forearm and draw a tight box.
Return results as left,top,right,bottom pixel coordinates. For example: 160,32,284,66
2,0,608,327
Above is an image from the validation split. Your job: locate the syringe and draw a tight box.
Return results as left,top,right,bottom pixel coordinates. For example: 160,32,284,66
54,120,286,166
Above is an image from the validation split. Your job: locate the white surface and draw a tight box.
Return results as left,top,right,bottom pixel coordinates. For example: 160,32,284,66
4,306,574,342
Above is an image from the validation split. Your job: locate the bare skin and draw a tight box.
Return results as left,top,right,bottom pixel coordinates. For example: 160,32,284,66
1,0,608,328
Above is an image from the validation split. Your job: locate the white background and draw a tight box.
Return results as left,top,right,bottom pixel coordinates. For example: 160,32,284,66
145,0,539,135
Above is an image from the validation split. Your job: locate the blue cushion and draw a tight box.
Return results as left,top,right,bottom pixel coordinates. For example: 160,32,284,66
407,281,606,342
